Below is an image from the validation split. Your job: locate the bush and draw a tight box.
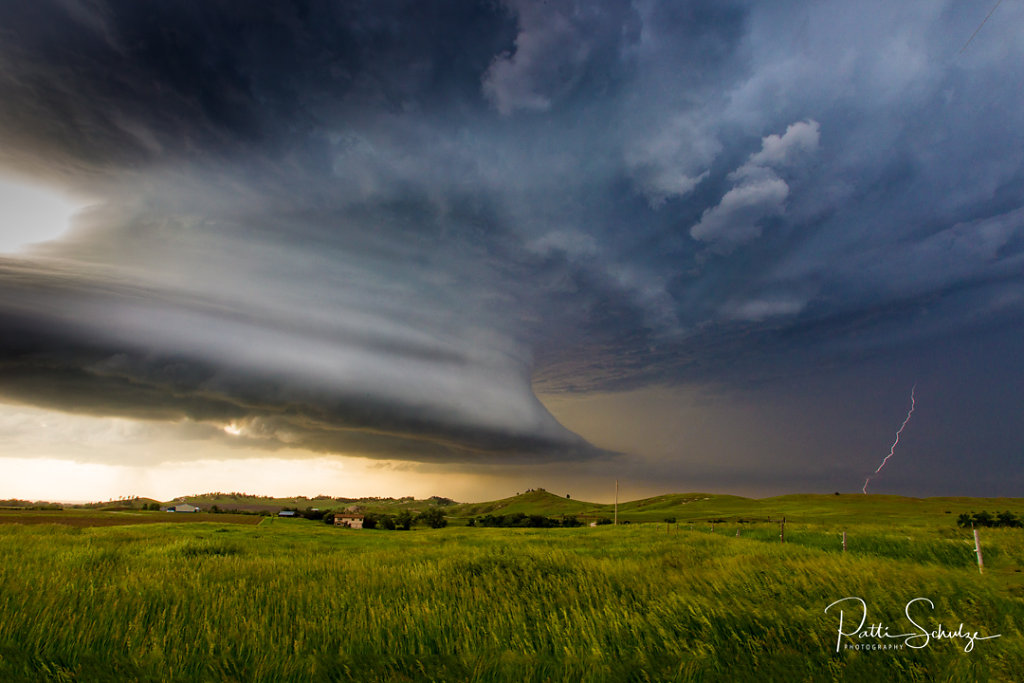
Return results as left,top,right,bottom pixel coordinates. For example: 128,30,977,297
302,507,326,521
418,508,448,529
395,510,414,531
475,513,580,528
957,510,1022,528
997,511,1022,528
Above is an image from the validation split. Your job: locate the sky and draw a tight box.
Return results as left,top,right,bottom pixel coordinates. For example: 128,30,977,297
1,0,1022,503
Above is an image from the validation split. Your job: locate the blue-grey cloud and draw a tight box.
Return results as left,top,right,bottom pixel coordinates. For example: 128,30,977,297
0,0,1022,484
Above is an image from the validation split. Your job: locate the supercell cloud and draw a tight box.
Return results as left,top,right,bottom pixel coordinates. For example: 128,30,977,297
0,1,1022,482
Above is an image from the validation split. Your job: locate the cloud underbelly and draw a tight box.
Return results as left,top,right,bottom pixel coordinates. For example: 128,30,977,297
0,249,598,462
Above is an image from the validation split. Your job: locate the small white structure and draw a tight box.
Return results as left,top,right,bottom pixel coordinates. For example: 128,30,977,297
167,503,199,513
334,513,364,529
278,510,297,517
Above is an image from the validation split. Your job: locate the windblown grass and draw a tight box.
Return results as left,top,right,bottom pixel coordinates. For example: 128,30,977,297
0,516,1021,681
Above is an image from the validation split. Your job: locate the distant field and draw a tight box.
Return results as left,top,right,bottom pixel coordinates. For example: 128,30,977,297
0,497,1022,681
0,509,262,527
446,489,1024,527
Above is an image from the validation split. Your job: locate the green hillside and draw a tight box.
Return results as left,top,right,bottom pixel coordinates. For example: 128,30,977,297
449,490,1024,527
168,493,456,515
449,489,594,517
70,490,1024,528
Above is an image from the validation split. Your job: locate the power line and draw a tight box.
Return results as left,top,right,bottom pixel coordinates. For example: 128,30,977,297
960,0,1004,54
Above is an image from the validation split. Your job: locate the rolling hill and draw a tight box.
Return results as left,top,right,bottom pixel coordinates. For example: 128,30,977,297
67,489,1024,527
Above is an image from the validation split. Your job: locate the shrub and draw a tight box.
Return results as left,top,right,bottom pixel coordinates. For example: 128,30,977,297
418,508,448,529
395,510,414,531
956,510,1021,528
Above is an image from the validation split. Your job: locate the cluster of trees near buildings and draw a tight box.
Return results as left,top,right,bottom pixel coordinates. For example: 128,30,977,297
329,508,448,530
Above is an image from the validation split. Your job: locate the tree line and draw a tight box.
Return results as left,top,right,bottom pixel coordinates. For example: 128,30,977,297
326,508,448,530
468,513,596,528
956,510,1022,528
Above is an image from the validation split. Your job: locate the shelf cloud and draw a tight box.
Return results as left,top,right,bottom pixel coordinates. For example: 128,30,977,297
0,1,1022,490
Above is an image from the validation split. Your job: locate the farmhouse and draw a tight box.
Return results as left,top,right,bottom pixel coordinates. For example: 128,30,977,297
278,510,296,517
334,513,364,529
166,503,199,513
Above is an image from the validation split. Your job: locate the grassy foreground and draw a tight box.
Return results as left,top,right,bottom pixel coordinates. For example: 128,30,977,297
0,517,1021,682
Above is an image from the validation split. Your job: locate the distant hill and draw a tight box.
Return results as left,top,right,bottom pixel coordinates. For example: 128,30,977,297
71,490,1024,525
451,490,1024,525
449,490,767,522
0,499,64,510
450,489,594,517
79,497,162,510
167,493,457,514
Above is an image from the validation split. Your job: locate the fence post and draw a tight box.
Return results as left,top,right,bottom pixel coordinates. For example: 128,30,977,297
973,528,984,574
736,528,740,537
780,517,786,543
842,531,847,552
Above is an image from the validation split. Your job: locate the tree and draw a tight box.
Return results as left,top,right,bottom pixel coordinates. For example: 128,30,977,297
973,510,994,527
418,508,448,529
302,507,325,521
395,510,414,530
997,510,1021,528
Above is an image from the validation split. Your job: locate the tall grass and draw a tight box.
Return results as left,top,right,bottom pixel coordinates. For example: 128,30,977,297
0,520,1021,681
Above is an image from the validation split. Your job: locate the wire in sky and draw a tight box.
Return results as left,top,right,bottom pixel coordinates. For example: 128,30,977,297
960,0,1004,54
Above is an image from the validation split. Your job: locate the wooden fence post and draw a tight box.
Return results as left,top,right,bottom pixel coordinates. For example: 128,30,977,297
973,528,984,574
842,531,847,552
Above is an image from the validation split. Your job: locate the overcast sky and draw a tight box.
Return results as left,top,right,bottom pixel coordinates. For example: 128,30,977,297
1,0,1022,502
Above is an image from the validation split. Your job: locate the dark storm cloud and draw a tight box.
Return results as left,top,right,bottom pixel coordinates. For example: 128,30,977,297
1,0,1023,474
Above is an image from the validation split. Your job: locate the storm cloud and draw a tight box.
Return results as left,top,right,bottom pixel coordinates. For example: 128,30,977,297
1,1,1023,487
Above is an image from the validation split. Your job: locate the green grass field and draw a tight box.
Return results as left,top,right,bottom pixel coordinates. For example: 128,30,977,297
0,496,1021,681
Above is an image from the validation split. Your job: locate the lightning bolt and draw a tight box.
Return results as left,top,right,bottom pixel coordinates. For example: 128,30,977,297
863,384,916,494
